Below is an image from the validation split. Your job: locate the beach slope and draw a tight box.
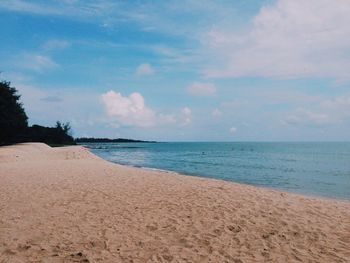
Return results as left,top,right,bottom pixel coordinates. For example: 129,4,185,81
0,143,349,262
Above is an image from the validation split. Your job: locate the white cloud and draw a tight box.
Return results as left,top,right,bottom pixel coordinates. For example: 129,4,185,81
212,108,222,117
284,109,334,126
181,107,192,126
158,113,177,124
101,91,156,127
283,93,350,126
182,107,191,115
230,127,237,133
0,0,64,15
136,63,154,76
321,96,350,109
204,0,350,80
17,54,58,72
101,91,190,128
0,0,117,18
187,82,216,96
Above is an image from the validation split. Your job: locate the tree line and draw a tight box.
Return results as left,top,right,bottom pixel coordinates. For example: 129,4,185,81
0,80,75,146
75,137,155,143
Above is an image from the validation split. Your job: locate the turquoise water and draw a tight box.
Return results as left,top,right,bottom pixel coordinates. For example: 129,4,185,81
85,142,350,200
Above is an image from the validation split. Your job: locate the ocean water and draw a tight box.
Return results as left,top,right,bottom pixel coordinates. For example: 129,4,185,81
84,142,350,200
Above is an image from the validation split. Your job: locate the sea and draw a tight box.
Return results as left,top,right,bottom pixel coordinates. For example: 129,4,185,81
83,142,350,200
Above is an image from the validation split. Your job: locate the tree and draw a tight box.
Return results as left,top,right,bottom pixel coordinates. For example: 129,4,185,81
28,123,75,146
0,80,28,145
55,121,72,136
0,79,75,146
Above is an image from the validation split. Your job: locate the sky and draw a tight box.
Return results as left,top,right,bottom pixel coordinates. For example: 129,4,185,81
1,0,350,141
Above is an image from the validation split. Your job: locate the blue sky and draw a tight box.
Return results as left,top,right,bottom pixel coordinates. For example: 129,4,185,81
1,0,350,141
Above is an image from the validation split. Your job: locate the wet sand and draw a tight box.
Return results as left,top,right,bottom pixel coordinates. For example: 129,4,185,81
0,143,349,262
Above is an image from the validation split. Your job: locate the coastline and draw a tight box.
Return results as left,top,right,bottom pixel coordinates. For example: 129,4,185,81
85,141,350,201
116,161,350,203
87,153,350,203
1,143,349,262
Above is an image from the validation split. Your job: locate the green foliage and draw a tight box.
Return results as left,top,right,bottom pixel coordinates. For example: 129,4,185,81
75,137,154,143
27,123,75,146
0,79,75,146
0,80,28,145
56,121,72,136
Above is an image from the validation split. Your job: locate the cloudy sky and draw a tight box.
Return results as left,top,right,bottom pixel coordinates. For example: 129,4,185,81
1,0,350,141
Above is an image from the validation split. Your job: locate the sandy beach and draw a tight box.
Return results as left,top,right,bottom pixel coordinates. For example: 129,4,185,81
0,143,349,263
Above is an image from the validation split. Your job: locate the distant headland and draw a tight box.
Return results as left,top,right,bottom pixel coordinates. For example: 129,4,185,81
75,137,156,143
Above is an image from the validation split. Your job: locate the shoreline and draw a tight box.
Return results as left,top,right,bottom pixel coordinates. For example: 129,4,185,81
1,143,349,262
88,151,350,203
84,141,350,202
141,165,350,203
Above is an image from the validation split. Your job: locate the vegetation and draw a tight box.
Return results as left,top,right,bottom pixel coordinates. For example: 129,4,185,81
0,80,28,144
0,80,75,146
75,137,155,143
27,122,75,146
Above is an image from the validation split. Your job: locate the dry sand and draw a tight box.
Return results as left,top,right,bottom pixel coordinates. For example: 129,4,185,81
0,143,349,263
